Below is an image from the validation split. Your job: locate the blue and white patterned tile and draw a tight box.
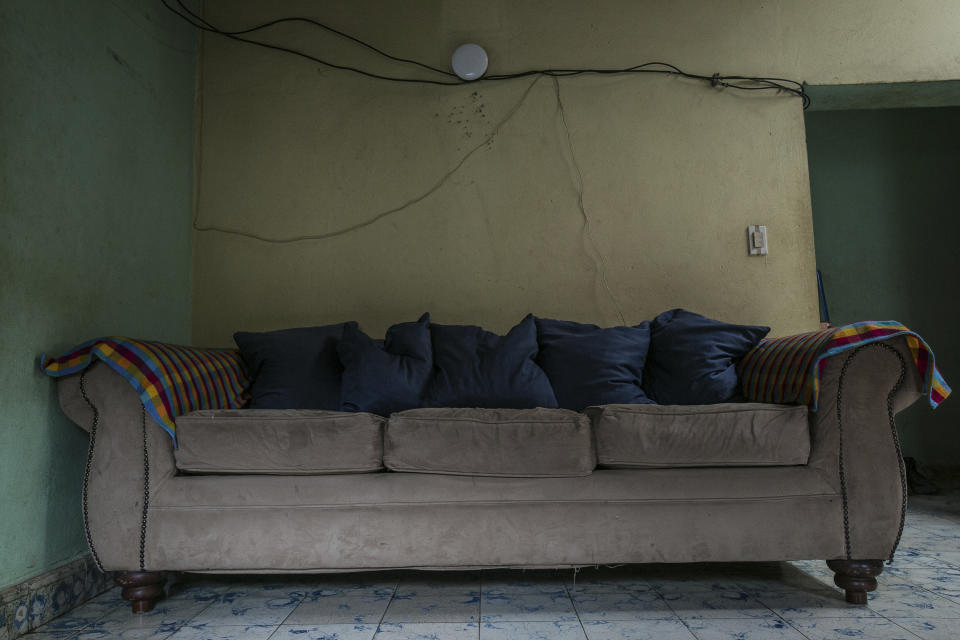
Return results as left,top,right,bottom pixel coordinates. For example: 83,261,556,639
786,617,922,640
904,513,955,527
10,601,29,637
646,565,782,594
564,571,653,596
166,580,234,604
647,577,742,595
96,596,210,625
882,568,960,601
394,574,480,598
187,594,301,626
871,566,921,588
480,620,586,639
683,616,808,639
37,596,120,631
736,574,838,595
788,560,838,578
910,524,960,540
87,587,125,606
372,622,479,639
17,631,79,639
661,590,775,619
164,623,276,639
381,592,480,623
290,574,399,599
570,591,675,621
928,551,960,569
896,531,951,548
867,584,960,618
889,548,957,569
27,588,52,630
71,623,182,640
738,562,840,593
285,594,392,625
270,624,378,640
889,618,960,640
581,619,698,640
755,590,878,620
76,599,211,640
303,579,398,600
220,585,310,601
480,593,577,623
481,571,567,596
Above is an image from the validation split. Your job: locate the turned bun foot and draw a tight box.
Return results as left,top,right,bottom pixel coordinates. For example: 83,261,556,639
827,559,884,604
115,571,166,613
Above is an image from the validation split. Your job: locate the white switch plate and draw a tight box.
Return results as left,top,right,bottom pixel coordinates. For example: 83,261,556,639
748,225,768,256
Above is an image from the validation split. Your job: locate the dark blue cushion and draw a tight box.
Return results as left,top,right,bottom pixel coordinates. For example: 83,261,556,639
535,317,654,411
424,314,558,409
233,322,356,410
338,313,432,416
644,308,770,405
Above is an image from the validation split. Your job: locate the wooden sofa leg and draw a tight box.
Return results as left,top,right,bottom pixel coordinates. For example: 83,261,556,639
826,559,884,604
115,571,166,613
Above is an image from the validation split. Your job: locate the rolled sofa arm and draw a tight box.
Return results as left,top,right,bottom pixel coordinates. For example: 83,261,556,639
807,336,925,562
58,361,176,572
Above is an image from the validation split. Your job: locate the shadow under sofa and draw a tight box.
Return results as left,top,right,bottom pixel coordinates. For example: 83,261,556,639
56,335,923,613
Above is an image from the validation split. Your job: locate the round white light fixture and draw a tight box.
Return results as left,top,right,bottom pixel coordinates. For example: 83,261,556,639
451,43,488,81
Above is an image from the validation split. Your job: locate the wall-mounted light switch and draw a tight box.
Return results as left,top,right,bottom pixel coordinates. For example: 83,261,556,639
748,225,768,256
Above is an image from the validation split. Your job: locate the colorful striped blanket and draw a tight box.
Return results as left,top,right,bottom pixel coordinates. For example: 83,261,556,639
41,338,249,442
739,321,950,411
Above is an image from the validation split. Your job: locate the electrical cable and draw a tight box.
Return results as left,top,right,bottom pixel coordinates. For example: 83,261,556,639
160,0,810,108
162,0,462,85
170,0,456,77
191,76,544,243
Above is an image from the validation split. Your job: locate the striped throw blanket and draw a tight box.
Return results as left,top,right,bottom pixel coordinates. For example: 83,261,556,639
41,338,249,442
739,321,950,411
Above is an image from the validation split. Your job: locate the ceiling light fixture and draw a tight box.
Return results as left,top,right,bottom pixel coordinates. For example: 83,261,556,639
451,43,488,81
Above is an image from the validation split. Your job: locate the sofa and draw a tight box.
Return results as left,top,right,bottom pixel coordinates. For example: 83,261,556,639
49,310,942,614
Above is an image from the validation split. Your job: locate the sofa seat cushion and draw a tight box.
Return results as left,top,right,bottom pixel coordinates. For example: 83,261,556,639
588,403,809,468
147,467,841,570
174,409,384,474
385,407,595,477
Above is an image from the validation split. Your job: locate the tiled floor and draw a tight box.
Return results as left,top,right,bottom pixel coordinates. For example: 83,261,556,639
23,492,960,640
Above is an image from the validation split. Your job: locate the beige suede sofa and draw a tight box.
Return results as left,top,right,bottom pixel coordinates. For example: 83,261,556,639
57,336,923,613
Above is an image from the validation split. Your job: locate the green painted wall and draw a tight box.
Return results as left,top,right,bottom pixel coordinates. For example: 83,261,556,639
0,1,196,589
806,107,960,466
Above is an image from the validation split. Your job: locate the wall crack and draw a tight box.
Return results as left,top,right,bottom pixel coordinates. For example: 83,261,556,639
194,77,542,243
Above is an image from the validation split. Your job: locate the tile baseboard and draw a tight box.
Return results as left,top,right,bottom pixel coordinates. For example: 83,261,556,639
0,555,113,640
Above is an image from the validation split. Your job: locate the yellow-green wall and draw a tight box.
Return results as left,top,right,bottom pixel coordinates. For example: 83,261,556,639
0,1,196,589
192,0,960,343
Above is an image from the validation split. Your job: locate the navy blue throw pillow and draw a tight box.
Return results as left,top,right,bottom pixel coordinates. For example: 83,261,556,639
338,313,433,416
234,322,357,410
424,314,558,409
644,308,770,405
535,317,654,411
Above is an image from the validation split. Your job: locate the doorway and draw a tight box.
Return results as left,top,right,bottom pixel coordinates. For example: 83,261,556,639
804,94,960,469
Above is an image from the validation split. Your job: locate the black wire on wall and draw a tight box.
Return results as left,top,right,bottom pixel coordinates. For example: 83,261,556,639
161,0,810,109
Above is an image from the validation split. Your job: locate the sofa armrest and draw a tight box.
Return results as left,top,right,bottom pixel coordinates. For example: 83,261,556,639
58,361,176,572
807,335,925,561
